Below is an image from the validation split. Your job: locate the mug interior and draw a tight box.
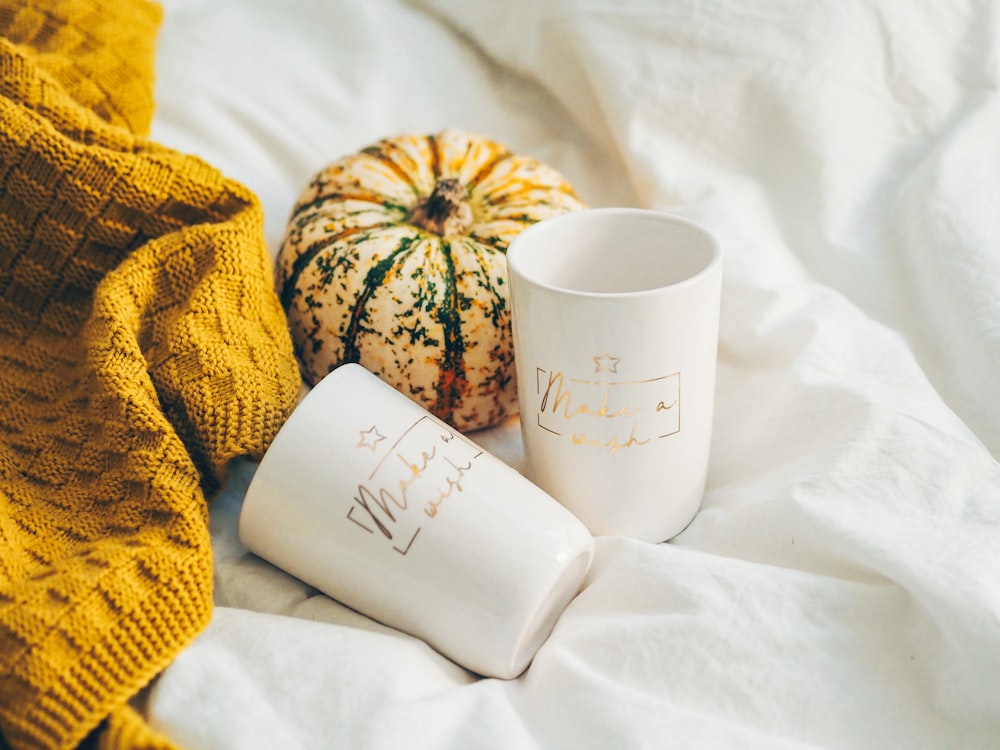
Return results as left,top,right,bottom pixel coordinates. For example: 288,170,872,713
507,209,719,295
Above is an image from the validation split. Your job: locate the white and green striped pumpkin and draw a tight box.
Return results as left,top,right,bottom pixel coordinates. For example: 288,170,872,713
276,129,585,431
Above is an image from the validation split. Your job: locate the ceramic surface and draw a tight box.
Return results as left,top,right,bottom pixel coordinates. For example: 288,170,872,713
239,364,594,679
507,208,723,542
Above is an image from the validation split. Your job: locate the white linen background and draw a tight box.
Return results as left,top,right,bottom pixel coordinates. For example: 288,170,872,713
145,1,1000,748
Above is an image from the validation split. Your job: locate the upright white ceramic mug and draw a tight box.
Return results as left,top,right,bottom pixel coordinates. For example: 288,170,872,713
238,363,594,679
506,208,723,542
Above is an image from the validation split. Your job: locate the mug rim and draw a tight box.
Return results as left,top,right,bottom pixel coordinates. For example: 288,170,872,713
505,207,723,299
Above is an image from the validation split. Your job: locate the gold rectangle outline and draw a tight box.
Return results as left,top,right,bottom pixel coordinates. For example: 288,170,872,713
535,366,680,389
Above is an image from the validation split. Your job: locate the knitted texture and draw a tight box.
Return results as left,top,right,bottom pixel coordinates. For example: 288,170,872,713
0,1,302,748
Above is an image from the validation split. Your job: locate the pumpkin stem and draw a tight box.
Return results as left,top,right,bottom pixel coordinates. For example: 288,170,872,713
410,178,473,236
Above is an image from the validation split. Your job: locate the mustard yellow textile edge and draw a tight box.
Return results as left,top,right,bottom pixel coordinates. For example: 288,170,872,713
0,1,302,748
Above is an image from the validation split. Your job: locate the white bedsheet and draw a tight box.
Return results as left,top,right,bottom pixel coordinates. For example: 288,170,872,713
146,1,1000,747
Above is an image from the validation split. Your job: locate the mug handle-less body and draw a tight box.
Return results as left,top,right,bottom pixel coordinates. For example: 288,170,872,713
238,364,594,678
506,209,722,542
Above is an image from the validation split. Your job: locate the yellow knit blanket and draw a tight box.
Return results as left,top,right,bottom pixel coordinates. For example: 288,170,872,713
0,1,302,748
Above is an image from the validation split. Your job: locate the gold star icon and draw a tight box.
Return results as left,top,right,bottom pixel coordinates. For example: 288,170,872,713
592,353,622,374
357,425,386,451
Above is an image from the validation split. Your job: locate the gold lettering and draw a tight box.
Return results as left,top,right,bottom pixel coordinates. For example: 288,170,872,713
608,426,651,454
570,423,651,454
349,419,483,544
541,370,639,420
395,447,436,508
397,447,436,477
540,371,574,416
348,484,400,539
569,389,638,419
424,456,473,516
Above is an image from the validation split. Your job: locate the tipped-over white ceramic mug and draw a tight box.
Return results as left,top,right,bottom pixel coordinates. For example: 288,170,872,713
506,208,723,542
238,363,594,679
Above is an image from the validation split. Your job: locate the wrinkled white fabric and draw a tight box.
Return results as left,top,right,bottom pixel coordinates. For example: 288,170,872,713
147,0,1000,747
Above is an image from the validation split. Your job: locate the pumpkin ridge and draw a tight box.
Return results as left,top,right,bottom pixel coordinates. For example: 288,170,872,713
279,223,396,310
290,191,407,223
466,150,516,192
458,238,507,330
342,234,424,365
479,182,564,208
463,231,507,252
491,189,572,205
363,141,423,196
427,133,442,179
431,238,468,424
